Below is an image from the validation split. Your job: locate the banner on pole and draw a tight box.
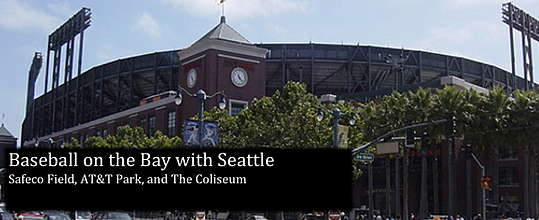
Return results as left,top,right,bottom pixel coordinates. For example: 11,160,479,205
183,120,218,147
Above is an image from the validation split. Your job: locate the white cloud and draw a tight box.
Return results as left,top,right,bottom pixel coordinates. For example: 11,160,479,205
0,0,61,32
134,13,162,37
161,0,308,19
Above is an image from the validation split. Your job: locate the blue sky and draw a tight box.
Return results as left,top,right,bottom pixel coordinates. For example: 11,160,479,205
0,0,538,143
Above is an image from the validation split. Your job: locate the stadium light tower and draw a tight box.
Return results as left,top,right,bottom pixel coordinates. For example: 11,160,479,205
385,52,409,90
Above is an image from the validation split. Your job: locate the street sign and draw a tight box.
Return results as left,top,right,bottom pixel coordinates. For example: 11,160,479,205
353,153,374,162
328,211,341,220
376,141,399,154
196,212,205,220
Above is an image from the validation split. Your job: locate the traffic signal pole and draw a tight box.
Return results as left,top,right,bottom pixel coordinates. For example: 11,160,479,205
446,115,456,216
470,152,486,220
351,119,448,155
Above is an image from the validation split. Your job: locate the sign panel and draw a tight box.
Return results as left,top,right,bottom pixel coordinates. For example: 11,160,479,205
338,125,349,149
376,141,399,154
196,211,206,220
353,153,374,162
328,211,341,220
183,120,218,147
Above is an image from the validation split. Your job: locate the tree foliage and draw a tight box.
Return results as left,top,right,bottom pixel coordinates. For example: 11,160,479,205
61,80,539,181
65,82,363,150
66,126,182,149
204,82,363,148
359,85,539,152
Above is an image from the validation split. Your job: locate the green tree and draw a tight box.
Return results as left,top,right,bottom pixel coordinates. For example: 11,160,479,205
507,89,539,215
206,82,362,149
65,126,182,149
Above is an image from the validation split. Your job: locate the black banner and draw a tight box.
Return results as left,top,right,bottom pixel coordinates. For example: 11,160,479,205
4,148,352,211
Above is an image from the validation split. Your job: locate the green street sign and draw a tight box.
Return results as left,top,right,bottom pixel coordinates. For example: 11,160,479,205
353,153,374,162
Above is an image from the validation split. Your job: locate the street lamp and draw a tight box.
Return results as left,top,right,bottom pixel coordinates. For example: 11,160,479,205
34,138,65,148
174,86,226,148
316,106,356,149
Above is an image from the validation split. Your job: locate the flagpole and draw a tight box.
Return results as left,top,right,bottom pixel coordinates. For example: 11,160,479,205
220,0,225,17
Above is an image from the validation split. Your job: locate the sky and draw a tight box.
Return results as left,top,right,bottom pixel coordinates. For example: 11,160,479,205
0,0,538,144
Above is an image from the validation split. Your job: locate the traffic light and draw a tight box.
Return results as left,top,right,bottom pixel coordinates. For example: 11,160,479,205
481,176,492,189
405,129,416,147
445,114,456,137
486,187,494,203
463,143,472,157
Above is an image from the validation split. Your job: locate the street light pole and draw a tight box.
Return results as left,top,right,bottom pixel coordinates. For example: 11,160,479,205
34,138,65,148
332,108,341,149
317,106,356,149
175,86,226,148
197,90,206,147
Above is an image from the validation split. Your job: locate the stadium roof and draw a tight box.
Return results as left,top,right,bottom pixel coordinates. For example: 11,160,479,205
193,15,251,45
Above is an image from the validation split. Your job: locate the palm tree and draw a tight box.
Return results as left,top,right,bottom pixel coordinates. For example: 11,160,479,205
379,91,408,217
508,89,539,216
432,86,469,215
405,88,434,218
460,88,482,219
473,87,512,218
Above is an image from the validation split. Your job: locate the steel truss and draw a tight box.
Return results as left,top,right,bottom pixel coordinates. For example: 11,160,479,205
258,43,529,101
41,8,91,134
25,51,179,142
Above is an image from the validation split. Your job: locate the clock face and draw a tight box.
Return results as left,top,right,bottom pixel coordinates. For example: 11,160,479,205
187,69,197,88
231,67,248,87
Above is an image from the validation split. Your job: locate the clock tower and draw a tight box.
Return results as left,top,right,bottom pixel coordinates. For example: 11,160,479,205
177,16,268,119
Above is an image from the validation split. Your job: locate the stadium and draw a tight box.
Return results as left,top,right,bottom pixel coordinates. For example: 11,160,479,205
14,2,539,220
20,11,529,147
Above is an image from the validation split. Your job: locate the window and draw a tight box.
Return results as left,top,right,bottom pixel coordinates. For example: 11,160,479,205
149,115,156,136
499,167,519,186
168,111,176,137
140,117,147,134
80,133,86,147
103,129,108,137
96,129,101,137
230,99,248,116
